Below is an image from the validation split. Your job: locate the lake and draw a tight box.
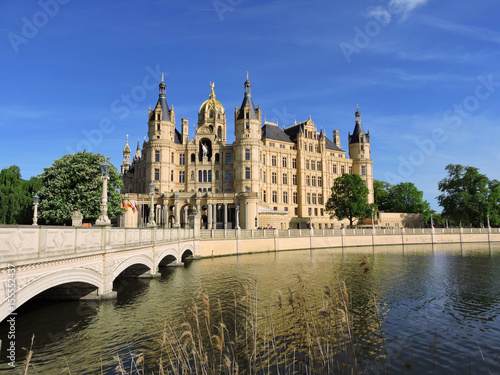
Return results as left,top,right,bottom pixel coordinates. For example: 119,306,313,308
1,243,499,374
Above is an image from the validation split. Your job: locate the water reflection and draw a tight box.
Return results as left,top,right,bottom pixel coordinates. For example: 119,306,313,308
0,244,499,374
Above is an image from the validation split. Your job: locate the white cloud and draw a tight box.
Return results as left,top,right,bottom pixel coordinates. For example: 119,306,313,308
389,0,429,20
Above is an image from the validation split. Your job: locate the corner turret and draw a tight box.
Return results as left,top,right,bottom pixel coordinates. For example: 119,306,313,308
121,134,131,174
348,106,373,203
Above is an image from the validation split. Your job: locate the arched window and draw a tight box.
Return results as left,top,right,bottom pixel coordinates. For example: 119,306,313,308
215,153,220,163
191,153,195,162
199,170,203,182
217,126,222,139
203,170,207,182
208,170,212,182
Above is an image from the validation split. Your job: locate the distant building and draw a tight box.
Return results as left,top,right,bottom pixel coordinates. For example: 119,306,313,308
120,75,373,229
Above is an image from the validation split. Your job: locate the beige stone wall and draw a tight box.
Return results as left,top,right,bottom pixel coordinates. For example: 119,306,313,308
378,212,424,228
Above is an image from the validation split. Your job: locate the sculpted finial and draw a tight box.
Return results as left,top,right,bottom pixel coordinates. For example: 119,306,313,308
209,82,216,99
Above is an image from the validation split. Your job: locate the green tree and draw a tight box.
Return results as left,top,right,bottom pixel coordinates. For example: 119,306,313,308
437,164,489,227
0,166,42,224
38,152,124,225
488,179,500,227
373,180,391,211
374,180,431,221
325,173,373,227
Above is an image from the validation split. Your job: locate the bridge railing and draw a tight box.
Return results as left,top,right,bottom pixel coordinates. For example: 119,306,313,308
1,225,498,266
198,227,500,240
0,226,195,265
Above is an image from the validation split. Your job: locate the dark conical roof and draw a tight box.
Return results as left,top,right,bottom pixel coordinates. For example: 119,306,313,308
237,73,258,120
150,74,171,122
349,105,368,144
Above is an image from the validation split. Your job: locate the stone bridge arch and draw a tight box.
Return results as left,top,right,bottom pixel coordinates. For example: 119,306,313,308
156,247,180,268
112,254,155,280
0,268,102,322
181,245,195,261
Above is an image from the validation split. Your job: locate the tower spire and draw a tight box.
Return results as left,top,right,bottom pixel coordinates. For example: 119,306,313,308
123,134,131,154
244,72,251,96
159,73,166,98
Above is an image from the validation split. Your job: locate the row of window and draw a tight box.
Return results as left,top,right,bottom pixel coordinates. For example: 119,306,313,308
330,165,366,175
262,190,324,205
267,142,295,150
305,160,322,170
154,151,233,165
304,144,320,153
155,168,232,183
155,165,365,183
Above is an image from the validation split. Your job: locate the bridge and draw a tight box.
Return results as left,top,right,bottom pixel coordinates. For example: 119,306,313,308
1,225,499,322
0,226,198,323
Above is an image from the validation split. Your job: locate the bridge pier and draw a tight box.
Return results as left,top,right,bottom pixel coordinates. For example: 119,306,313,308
138,270,161,278
167,261,184,267
100,291,118,299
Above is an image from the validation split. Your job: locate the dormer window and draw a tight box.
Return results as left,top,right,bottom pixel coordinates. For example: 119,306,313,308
246,113,249,119
246,122,250,129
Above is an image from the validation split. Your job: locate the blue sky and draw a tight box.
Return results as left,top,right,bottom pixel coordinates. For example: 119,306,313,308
1,0,499,210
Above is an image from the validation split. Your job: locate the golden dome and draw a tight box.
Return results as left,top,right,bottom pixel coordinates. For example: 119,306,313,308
123,134,131,154
199,82,225,116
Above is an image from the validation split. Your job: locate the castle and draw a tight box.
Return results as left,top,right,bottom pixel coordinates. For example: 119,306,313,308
120,74,373,229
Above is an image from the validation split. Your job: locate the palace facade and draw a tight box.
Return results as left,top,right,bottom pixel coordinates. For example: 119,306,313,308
120,75,373,229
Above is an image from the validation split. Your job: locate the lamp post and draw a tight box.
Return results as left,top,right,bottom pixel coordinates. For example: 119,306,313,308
32,194,39,225
371,209,375,230
235,204,240,229
308,208,312,229
147,182,156,227
430,212,434,229
95,161,111,226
